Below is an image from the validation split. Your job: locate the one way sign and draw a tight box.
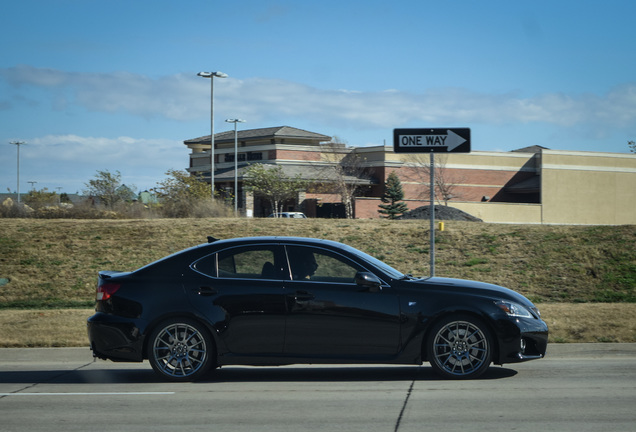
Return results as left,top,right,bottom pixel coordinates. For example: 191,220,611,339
393,128,471,153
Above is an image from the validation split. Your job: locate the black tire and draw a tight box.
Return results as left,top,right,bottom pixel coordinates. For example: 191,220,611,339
148,318,215,382
427,315,493,379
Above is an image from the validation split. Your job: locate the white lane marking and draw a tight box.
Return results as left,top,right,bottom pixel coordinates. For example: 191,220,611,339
0,392,175,396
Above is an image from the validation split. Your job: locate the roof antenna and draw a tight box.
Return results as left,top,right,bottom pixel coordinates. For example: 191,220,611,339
207,236,219,243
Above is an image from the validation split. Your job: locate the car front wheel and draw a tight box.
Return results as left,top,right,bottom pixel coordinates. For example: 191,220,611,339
148,318,214,381
427,315,492,379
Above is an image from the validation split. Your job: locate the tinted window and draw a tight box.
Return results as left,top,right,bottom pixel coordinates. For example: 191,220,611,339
193,246,280,280
219,247,277,279
338,243,405,280
286,246,363,283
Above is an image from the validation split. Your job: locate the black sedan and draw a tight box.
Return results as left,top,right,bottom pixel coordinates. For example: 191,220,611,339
87,236,548,381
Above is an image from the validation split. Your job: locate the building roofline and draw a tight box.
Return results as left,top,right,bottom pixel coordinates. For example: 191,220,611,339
185,126,331,145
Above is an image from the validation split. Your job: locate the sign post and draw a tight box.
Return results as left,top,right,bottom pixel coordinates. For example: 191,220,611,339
393,128,471,277
429,152,435,276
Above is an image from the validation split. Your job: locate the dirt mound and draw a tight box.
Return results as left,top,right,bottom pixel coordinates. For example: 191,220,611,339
399,205,483,222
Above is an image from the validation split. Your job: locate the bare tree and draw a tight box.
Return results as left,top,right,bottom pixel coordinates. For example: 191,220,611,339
317,138,371,219
404,154,465,205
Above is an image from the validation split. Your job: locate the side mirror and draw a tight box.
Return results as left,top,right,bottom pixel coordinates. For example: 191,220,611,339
355,272,382,292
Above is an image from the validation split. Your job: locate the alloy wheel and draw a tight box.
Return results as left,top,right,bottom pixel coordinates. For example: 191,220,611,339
150,321,210,380
430,318,491,378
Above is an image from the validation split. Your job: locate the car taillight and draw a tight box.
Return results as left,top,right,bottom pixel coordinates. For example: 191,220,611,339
96,282,121,301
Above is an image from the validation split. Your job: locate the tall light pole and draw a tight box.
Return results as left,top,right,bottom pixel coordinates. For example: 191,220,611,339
9,141,26,203
197,71,228,198
225,118,246,215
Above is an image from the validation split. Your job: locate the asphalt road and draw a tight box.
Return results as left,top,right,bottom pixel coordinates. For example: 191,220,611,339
1,344,635,432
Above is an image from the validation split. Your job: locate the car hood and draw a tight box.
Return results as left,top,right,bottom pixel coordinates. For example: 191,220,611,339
404,276,536,308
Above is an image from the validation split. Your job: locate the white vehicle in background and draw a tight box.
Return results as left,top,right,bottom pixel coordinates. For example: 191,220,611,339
268,212,307,218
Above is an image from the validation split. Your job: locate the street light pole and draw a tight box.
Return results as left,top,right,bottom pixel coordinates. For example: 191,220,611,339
225,119,246,215
9,141,26,203
197,71,228,198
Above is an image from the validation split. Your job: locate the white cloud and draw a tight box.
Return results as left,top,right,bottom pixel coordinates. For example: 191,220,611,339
11,134,186,192
3,65,635,134
27,134,181,166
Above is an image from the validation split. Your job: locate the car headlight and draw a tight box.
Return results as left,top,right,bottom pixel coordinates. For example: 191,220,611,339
495,300,534,318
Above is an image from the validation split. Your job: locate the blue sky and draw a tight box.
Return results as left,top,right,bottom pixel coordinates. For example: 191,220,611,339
1,0,635,194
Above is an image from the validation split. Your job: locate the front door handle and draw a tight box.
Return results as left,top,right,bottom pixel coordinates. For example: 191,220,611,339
197,286,218,296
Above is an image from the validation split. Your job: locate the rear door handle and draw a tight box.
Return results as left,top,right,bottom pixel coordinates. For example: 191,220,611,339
197,286,218,296
293,290,314,302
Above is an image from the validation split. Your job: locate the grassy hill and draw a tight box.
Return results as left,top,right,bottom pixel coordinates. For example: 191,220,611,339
1,218,635,346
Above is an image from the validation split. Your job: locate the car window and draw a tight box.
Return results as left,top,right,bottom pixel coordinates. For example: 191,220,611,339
338,243,405,280
286,246,363,283
193,246,280,280
219,247,278,279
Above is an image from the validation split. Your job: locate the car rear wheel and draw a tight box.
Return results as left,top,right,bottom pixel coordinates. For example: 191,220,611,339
148,318,214,381
427,315,492,379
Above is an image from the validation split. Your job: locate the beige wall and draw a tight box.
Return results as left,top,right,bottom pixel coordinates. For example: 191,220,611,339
451,202,543,224
540,150,636,225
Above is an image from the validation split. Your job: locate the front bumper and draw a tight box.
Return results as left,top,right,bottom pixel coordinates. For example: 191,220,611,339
87,312,145,362
495,317,549,365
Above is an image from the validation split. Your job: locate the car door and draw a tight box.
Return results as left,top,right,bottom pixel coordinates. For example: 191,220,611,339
282,244,401,358
185,243,287,355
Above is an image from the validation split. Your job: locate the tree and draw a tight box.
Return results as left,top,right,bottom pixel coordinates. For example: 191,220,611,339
116,184,137,202
23,188,59,209
404,154,465,205
155,169,212,202
59,193,72,204
317,138,371,219
154,169,215,217
378,172,409,219
83,170,136,208
243,164,307,215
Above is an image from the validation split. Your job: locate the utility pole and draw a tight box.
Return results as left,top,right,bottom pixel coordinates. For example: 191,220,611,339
197,71,228,197
9,141,26,203
225,118,246,215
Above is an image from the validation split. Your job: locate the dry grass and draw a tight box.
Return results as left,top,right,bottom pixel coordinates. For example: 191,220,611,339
540,303,636,343
0,304,634,348
0,309,93,347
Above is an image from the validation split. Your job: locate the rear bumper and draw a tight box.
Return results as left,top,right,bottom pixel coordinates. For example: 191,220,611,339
87,312,145,362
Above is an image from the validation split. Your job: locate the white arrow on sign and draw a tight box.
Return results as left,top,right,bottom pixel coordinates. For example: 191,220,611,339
398,130,467,152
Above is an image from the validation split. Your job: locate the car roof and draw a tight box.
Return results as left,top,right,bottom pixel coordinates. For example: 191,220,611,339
137,236,331,273
208,236,340,248
138,235,404,281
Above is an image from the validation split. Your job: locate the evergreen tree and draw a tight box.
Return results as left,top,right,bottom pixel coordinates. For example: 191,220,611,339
378,172,409,219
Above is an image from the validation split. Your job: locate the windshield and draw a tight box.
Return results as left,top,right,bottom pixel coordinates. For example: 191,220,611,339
341,243,405,280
